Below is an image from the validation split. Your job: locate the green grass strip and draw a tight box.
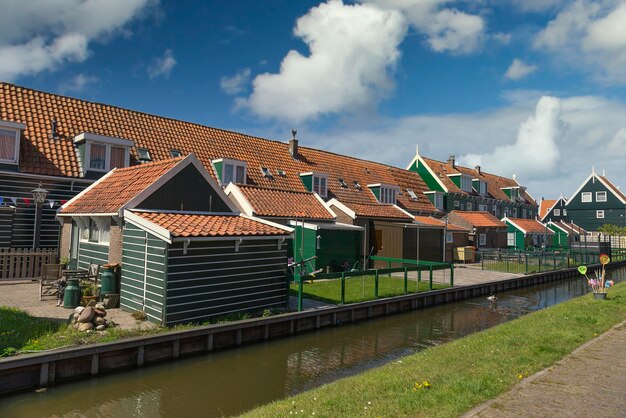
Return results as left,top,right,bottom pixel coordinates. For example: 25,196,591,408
290,275,449,304
243,281,626,417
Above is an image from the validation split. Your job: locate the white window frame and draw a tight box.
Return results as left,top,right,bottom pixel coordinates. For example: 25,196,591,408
460,175,473,193
466,201,473,211
313,175,328,198
596,191,607,202
431,192,444,210
479,181,487,196
479,233,486,246
215,158,247,186
0,125,21,165
380,186,397,204
512,208,518,217
85,141,131,173
554,209,560,216
581,192,592,203
507,232,515,246
563,209,567,216
596,210,605,219
479,204,488,212
137,147,152,161
454,200,460,208
446,232,453,243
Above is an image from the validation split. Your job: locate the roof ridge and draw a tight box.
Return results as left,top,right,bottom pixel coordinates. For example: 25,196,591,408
422,156,516,182
238,184,316,194
113,156,185,172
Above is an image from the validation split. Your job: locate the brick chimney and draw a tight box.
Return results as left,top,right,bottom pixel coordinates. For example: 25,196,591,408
447,154,456,168
289,129,298,159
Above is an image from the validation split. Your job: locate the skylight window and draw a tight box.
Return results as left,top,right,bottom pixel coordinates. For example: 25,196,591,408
261,167,274,178
277,169,287,177
137,147,151,161
338,178,348,188
354,181,361,190
170,149,182,158
406,189,418,200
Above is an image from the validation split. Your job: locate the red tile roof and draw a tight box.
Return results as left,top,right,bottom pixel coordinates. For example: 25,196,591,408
60,157,183,214
413,215,468,231
600,176,626,203
133,211,290,238
507,218,554,234
0,82,436,216
539,199,557,219
343,202,414,220
552,221,586,235
237,185,334,220
449,211,506,228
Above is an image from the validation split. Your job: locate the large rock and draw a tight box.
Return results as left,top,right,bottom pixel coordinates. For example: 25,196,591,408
74,306,85,315
94,308,106,317
96,324,107,331
87,299,97,307
78,322,93,332
94,316,106,326
78,306,94,323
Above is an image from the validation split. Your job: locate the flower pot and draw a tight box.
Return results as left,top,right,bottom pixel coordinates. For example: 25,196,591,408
81,295,98,306
593,292,607,300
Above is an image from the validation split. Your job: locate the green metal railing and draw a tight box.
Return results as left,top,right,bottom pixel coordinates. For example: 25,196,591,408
291,257,454,311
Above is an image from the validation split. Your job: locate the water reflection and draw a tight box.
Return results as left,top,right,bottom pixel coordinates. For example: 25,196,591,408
1,269,622,418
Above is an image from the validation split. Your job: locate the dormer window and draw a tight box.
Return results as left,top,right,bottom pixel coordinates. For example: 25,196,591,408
368,183,398,204
212,158,247,186
300,172,328,198
137,148,151,162
170,149,182,158
0,120,25,165
447,173,473,193
473,179,487,196
74,133,134,174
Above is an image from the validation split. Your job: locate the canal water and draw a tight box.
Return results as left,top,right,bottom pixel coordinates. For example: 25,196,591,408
1,268,623,418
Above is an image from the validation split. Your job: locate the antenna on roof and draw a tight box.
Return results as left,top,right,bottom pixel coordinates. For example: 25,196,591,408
289,129,298,159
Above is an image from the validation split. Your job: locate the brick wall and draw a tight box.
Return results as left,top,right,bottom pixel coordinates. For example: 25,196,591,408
108,219,123,264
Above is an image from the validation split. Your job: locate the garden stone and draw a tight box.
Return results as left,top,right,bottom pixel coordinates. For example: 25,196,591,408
96,324,107,331
74,306,85,315
73,313,80,321
94,316,106,326
94,308,106,317
78,306,94,323
78,322,93,332
87,299,97,307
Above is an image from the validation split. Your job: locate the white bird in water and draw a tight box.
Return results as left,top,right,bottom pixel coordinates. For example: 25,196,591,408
487,294,498,303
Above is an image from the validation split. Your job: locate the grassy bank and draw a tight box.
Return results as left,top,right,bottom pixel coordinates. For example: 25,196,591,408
243,282,626,417
290,275,449,304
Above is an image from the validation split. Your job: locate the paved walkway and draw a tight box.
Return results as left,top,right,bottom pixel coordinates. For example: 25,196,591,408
0,280,156,330
465,320,626,418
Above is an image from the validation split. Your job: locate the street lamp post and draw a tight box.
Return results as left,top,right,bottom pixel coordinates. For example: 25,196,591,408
31,183,49,249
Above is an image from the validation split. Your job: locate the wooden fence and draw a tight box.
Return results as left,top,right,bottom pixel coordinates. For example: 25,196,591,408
0,248,58,280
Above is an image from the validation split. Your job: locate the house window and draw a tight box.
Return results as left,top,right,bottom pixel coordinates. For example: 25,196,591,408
460,175,472,193
512,208,518,217
170,149,182,158
454,200,460,208
110,146,126,169
479,181,487,196
563,209,567,216
597,210,605,219
554,209,561,216
466,202,473,211
479,233,486,246
216,159,247,185
354,181,362,190
80,225,89,241
380,187,397,204
507,232,515,246
581,192,592,203
503,208,509,217
85,218,110,244
88,219,99,242
260,167,273,178
479,204,488,212
433,193,444,210
137,148,151,161
406,189,418,200
0,128,19,164
596,191,607,202
89,143,106,170
446,232,453,243
522,208,527,218
313,175,327,197
338,178,348,188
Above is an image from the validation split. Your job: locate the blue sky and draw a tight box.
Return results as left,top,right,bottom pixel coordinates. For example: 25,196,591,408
2,0,626,199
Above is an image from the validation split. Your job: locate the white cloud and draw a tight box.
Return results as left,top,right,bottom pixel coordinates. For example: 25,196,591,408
297,92,626,199
492,32,512,44
147,49,176,79
534,0,626,83
220,68,251,95
240,0,407,123
504,59,538,80
59,74,99,93
510,0,565,12
461,96,563,180
0,0,155,81
365,0,486,54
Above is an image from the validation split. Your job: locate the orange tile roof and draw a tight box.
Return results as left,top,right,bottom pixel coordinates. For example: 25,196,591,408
539,199,557,219
238,185,334,220
60,157,183,214
343,202,414,220
600,176,626,203
422,157,536,205
552,221,586,235
449,211,506,228
413,215,468,231
133,211,290,238
507,218,553,234
0,82,436,215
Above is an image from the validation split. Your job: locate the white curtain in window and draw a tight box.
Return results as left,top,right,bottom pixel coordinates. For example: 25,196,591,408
0,129,16,161
90,144,106,170
236,165,245,183
110,146,125,169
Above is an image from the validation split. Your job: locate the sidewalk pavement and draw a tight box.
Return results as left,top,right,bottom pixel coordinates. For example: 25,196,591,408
465,320,626,418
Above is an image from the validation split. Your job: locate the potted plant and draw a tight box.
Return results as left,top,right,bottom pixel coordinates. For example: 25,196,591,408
59,256,70,270
578,254,615,300
80,280,98,306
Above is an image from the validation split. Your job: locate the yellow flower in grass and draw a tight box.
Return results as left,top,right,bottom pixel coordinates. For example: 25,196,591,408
517,374,523,379
423,381,431,388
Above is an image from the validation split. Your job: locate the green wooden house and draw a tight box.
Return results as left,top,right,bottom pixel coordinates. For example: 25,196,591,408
565,169,626,232
502,217,554,251
58,154,293,325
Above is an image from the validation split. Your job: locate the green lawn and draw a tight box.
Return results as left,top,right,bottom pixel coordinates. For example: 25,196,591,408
0,307,63,357
243,281,626,417
482,260,570,275
290,275,450,304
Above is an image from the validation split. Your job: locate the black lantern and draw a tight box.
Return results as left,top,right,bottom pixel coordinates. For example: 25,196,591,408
31,182,49,248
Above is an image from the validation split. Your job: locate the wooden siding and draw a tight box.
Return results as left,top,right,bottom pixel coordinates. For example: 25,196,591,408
316,228,362,272
0,207,15,247
120,223,167,324
0,172,89,248
137,164,231,213
165,239,287,325
567,177,626,231
403,227,444,262
76,240,109,270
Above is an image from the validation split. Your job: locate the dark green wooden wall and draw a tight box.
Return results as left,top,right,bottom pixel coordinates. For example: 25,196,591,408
566,177,626,231
316,228,362,271
77,241,109,270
